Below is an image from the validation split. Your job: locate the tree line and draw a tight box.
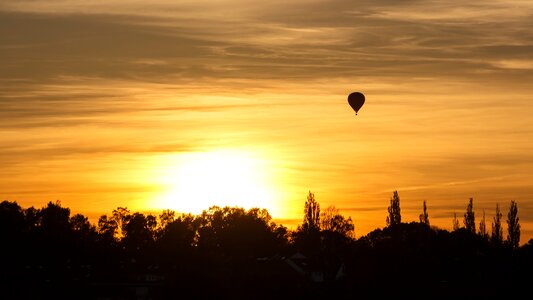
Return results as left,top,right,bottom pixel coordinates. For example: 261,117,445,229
386,191,522,249
0,191,532,299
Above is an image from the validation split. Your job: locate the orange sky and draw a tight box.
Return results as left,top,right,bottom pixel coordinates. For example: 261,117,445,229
1,1,533,244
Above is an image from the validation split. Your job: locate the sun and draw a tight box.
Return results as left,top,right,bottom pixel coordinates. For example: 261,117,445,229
156,149,280,215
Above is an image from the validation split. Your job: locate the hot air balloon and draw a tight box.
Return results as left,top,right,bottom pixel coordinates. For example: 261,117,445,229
348,92,365,115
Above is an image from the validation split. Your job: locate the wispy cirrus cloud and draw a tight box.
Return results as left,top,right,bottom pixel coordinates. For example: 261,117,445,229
2,1,532,85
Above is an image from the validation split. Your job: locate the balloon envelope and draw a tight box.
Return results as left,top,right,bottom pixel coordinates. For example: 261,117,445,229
348,92,365,114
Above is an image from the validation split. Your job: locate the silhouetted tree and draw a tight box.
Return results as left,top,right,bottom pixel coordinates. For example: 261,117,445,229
24,206,39,230
97,214,118,244
196,206,223,250
162,213,196,244
463,197,475,234
159,209,176,231
270,222,289,251
0,201,26,238
35,201,75,263
70,213,90,231
195,206,282,259
302,191,320,232
293,192,323,255
70,213,96,241
453,212,460,231
70,213,98,260
492,204,503,245
386,190,401,227
320,205,355,238
38,200,71,232
147,214,157,234
419,200,429,226
122,212,156,255
111,207,130,240
37,201,72,242
156,213,197,264
0,201,28,258
243,207,283,256
321,205,338,230
478,209,488,240
506,200,520,249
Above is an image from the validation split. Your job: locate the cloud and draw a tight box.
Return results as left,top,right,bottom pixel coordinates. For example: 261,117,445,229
492,59,533,70
2,1,532,87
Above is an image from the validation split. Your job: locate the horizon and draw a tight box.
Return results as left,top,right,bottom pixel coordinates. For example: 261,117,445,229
8,194,530,246
2,1,533,245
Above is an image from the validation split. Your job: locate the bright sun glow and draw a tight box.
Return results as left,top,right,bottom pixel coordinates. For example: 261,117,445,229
156,149,281,216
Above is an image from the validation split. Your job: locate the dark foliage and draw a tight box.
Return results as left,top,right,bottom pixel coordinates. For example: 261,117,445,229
386,190,401,227
507,200,520,249
0,197,531,299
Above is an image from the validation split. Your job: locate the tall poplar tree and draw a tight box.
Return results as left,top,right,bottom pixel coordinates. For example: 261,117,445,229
453,212,460,231
492,204,503,245
479,209,488,239
506,200,520,249
419,200,429,226
463,198,476,234
303,191,320,232
386,190,401,227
